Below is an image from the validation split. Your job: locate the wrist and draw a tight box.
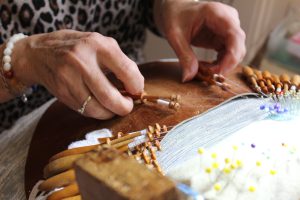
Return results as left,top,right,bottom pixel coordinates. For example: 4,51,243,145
12,36,38,87
0,34,38,102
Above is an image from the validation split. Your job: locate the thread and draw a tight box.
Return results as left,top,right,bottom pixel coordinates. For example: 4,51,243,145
157,96,270,173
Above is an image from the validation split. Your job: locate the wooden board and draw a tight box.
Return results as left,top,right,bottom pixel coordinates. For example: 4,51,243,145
25,61,250,197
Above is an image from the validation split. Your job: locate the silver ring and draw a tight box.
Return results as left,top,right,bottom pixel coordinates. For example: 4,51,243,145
77,95,92,114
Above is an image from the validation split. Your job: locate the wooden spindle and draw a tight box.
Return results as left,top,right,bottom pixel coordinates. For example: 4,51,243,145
271,74,282,93
262,70,275,92
280,73,290,93
254,69,268,94
291,75,300,91
242,66,260,92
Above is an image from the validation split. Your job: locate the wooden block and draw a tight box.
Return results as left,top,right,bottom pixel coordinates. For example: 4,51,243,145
74,147,179,200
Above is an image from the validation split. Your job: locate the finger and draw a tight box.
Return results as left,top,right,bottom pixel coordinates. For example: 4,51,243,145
95,35,144,95
64,38,135,116
215,31,246,75
68,77,115,120
82,63,134,116
47,29,89,40
48,65,115,120
167,29,199,82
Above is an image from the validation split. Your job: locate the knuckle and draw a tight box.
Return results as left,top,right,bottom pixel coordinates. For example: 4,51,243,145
87,32,102,42
230,7,239,16
106,37,118,46
205,2,223,12
229,51,239,64
119,60,137,78
240,30,246,40
99,39,120,59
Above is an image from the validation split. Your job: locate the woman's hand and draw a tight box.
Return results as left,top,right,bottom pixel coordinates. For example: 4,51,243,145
154,0,246,81
13,30,144,119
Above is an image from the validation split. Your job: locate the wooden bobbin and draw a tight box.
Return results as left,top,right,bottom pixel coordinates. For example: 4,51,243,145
152,160,163,174
155,140,162,151
47,183,79,200
117,132,124,138
213,74,225,83
39,169,75,191
169,101,180,110
110,131,141,145
242,66,260,92
253,69,268,94
291,74,300,91
271,74,282,93
50,145,99,162
147,131,154,142
262,70,275,92
112,138,134,149
150,147,157,160
119,90,146,100
44,154,84,179
170,94,181,102
148,125,155,134
62,195,81,200
142,150,151,164
117,145,129,153
141,94,180,102
196,71,215,85
162,125,168,132
280,73,291,93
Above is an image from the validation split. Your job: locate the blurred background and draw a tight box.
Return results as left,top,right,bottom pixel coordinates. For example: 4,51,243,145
144,0,300,75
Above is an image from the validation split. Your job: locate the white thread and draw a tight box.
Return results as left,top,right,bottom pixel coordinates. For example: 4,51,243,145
157,97,270,172
157,99,170,106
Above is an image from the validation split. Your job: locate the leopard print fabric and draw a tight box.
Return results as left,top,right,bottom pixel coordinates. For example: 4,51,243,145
0,0,159,132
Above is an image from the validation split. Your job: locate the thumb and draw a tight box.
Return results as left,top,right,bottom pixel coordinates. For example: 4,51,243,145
167,30,198,82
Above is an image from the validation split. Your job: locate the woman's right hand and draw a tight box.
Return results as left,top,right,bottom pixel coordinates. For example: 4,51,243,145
12,30,144,119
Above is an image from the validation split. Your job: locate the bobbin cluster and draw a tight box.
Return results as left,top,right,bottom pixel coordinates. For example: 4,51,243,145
242,66,300,95
196,66,231,91
38,123,169,200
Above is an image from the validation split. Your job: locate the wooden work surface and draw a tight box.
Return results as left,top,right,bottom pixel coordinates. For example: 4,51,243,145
24,61,250,197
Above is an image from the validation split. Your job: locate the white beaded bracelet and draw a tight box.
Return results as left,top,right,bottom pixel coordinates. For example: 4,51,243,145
1,33,31,102
2,33,28,74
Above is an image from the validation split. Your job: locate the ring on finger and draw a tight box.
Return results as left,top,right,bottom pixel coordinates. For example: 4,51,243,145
77,95,92,114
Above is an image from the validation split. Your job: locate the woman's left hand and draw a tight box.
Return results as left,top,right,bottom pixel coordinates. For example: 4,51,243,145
154,0,246,82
